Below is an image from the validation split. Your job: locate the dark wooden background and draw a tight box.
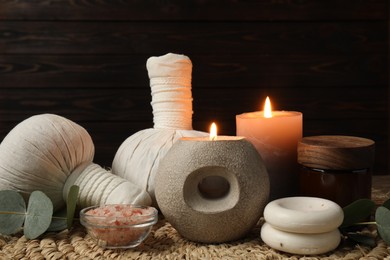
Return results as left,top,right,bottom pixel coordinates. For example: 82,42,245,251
0,0,388,173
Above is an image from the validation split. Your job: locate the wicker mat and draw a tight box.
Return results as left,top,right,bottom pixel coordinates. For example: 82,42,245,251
1,179,390,259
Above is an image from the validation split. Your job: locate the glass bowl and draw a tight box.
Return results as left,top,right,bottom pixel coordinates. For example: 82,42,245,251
80,204,158,249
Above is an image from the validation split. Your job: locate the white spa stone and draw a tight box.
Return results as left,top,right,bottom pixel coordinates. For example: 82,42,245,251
264,196,344,234
260,222,341,255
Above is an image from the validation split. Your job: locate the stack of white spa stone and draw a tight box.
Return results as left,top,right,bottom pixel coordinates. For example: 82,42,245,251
260,197,344,255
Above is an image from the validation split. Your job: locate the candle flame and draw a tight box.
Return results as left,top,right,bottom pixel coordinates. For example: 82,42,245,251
264,96,273,118
209,122,217,140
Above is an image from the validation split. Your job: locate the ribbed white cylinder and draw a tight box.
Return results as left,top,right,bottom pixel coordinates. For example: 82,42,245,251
70,163,126,207
147,53,193,130
63,163,152,208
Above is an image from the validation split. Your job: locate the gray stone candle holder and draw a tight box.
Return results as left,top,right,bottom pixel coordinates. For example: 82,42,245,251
155,136,270,243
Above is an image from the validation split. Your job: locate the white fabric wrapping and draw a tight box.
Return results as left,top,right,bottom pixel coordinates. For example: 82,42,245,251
147,53,194,130
0,114,94,210
0,114,151,210
64,163,151,208
112,53,208,206
113,129,207,205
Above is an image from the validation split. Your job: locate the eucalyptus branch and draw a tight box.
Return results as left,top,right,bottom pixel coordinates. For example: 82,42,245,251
0,211,26,215
354,221,377,226
340,198,390,246
0,186,79,239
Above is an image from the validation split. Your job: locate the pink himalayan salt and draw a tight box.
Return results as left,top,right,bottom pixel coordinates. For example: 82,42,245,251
85,205,156,248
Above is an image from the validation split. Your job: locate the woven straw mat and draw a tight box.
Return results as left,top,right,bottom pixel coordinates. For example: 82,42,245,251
1,179,390,259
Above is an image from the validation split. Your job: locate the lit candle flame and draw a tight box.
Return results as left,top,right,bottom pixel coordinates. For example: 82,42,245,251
209,122,217,140
264,96,273,118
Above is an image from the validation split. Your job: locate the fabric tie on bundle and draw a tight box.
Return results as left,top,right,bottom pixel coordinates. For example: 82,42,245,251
148,53,194,130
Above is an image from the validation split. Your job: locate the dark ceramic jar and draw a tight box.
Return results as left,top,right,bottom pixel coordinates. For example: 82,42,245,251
298,135,375,207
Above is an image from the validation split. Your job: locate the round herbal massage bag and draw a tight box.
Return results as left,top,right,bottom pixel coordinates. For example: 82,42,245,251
112,53,207,205
0,114,152,210
0,114,94,210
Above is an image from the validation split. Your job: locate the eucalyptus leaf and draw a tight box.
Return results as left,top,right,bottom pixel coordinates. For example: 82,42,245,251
382,198,390,210
346,232,376,247
47,207,67,232
24,191,53,239
0,190,26,235
67,185,79,229
375,206,390,244
340,199,375,228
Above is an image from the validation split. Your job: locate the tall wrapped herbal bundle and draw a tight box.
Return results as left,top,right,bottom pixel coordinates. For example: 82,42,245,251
0,114,151,210
112,53,208,205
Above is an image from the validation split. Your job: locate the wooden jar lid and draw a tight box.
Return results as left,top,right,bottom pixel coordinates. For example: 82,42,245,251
298,135,375,170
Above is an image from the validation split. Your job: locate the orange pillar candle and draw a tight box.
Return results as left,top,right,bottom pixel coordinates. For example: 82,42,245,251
236,97,302,200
